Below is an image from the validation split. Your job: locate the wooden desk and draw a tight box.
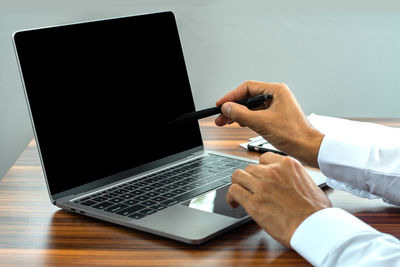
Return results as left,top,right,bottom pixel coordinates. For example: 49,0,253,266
1,117,400,266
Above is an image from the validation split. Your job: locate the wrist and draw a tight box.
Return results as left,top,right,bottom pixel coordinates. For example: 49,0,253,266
295,129,324,168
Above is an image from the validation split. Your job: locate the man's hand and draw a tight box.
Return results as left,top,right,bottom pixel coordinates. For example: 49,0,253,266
226,152,332,247
215,80,324,167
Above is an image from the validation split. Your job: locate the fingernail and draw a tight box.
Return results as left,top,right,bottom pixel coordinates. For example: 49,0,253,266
222,103,231,118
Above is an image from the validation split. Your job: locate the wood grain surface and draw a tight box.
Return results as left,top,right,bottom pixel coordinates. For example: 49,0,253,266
0,117,399,266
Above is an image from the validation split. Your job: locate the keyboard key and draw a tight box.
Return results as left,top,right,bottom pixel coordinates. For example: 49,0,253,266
140,208,157,215
165,184,180,190
225,161,241,167
180,172,193,178
201,171,216,177
92,201,114,210
151,196,167,202
152,182,165,187
182,177,197,183
171,189,185,195
189,181,207,187
102,193,118,198
113,189,128,194
142,200,157,206
203,177,220,183
215,165,228,170
154,188,169,194
181,185,196,191
163,172,176,178
109,197,125,203
143,178,157,184
117,209,135,217
135,182,150,187
92,196,108,202
124,185,139,190
174,180,225,202
131,190,145,196
175,180,190,186
133,195,149,202
104,203,129,213
161,192,176,198
151,176,164,182
210,173,227,179
151,204,167,211
80,200,96,206
222,169,236,176
160,199,178,206
120,193,135,199
221,177,232,183
117,204,146,216
123,199,138,205
143,192,159,198
166,177,182,183
141,186,156,192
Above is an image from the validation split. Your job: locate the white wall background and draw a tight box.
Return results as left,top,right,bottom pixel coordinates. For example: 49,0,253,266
1,0,400,178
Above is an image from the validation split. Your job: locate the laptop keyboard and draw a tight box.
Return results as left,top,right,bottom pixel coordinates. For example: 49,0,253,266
73,154,249,219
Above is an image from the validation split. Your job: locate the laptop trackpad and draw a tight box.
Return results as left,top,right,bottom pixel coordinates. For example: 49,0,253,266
181,185,248,219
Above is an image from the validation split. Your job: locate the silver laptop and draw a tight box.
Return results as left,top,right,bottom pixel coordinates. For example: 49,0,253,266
13,11,325,244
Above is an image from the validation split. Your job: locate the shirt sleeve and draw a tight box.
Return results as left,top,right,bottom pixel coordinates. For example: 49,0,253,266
290,208,400,267
317,126,400,205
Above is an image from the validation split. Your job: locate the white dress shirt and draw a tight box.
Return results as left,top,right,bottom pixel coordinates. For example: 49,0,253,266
290,119,400,266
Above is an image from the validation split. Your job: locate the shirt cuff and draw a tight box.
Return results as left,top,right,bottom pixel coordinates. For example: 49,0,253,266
290,208,376,266
318,134,373,192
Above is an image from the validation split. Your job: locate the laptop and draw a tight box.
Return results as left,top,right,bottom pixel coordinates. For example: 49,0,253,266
13,11,326,244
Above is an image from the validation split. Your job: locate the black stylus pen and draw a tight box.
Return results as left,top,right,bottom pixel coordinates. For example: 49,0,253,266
170,94,273,124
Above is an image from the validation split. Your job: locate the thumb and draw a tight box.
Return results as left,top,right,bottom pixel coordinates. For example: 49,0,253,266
221,102,258,128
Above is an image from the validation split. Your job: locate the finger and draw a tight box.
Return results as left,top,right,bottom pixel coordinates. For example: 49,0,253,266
259,151,286,165
243,164,268,179
214,114,232,126
221,102,263,129
231,169,260,193
226,183,253,209
216,80,277,106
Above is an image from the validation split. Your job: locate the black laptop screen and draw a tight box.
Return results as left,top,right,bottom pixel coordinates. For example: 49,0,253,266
14,12,203,196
